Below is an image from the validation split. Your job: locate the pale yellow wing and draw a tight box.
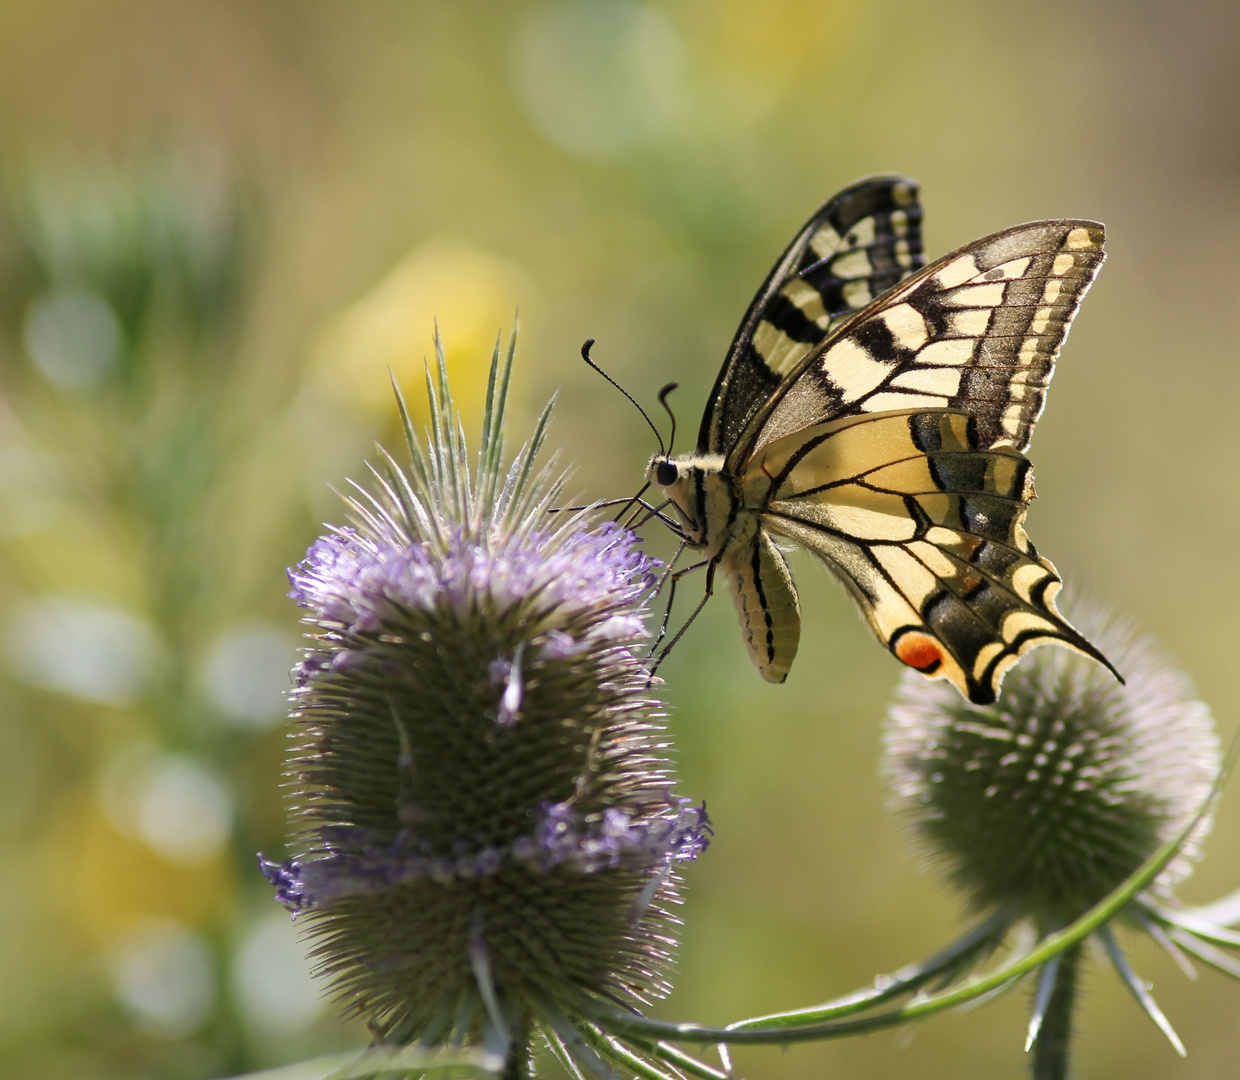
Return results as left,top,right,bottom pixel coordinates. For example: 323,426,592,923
744,409,1117,703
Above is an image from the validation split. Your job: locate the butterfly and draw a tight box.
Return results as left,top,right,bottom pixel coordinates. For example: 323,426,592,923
647,175,1119,705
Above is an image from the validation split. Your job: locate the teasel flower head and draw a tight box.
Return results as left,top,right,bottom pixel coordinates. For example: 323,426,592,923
885,602,1240,1071
262,332,711,1077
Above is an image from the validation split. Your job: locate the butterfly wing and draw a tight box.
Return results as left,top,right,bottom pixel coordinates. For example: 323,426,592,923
747,410,1117,703
735,220,1106,469
700,176,924,456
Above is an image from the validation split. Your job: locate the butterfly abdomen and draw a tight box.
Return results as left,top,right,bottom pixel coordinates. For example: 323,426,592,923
725,528,801,683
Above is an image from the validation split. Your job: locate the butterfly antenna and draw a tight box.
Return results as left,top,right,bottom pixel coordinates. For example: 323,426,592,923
657,382,678,456
580,338,665,455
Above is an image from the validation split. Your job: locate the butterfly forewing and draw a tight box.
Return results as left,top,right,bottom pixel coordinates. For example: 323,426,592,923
738,220,1105,467
747,410,1113,703
701,176,925,456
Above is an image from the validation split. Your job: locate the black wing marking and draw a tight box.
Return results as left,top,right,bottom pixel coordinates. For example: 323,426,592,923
738,220,1105,469
751,410,1117,703
700,176,924,455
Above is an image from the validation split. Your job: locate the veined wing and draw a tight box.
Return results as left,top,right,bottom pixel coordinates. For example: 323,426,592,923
745,409,1117,704
735,220,1105,470
701,176,924,456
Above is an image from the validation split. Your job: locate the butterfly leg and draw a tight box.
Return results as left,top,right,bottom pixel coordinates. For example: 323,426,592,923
546,496,685,534
547,498,637,511
612,481,654,527
627,498,682,534
605,477,678,530
647,559,716,681
647,542,698,656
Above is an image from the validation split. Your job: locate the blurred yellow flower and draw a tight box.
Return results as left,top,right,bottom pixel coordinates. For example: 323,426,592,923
57,792,233,946
686,0,856,123
311,241,533,430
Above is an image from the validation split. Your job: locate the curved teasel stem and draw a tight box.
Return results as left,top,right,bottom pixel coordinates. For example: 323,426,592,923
583,766,1231,1049
1028,947,1078,1080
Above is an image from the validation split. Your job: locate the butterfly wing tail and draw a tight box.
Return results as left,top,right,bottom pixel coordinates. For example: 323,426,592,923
994,570,1127,689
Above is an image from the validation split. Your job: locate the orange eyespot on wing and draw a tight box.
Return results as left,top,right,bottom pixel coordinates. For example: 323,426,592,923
753,407,1121,703
893,630,944,674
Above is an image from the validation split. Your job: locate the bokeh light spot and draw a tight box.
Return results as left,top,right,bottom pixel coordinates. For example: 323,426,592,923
514,0,686,159
4,597,160,706
100,745,234,866
232,910,322,1039
199,622,296,729
136,756,233,866
108,917,215,1039
23,288,123,391
66,779,232,944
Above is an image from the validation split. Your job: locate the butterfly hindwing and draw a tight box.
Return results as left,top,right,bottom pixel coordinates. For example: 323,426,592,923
745,410,1112,703
739,220,1105,466
701,176,924,457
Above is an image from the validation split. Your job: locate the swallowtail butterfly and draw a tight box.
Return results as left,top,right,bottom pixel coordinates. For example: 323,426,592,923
648,176,1118,704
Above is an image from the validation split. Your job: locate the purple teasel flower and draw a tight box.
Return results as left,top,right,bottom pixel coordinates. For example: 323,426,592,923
261,334,711,1079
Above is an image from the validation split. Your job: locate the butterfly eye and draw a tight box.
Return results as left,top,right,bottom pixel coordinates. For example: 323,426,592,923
655,460,678,486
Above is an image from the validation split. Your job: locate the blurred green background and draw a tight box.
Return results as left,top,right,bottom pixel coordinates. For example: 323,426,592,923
0,2,1238,1078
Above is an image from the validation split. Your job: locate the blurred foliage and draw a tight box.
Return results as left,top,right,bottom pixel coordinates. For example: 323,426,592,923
0,2,1238,1079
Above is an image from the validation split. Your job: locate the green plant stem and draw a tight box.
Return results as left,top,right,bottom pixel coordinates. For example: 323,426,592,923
1031,945,1079,1080
502,1017,532,1080
587,765,1231,1046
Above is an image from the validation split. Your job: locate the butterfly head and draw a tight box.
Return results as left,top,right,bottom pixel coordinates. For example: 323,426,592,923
647,454,694,531
647,452,727,548
652,458,679,488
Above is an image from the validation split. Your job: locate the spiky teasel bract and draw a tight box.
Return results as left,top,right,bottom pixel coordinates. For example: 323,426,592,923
262,331,711,1078
885,602,1240,1072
